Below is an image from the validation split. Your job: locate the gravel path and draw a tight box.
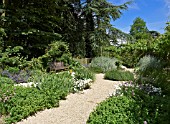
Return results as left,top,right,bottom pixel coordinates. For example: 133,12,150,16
17,74,124,124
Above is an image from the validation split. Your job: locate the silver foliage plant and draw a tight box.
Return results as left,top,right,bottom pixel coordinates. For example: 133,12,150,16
90,57,118,72
136,55,163,73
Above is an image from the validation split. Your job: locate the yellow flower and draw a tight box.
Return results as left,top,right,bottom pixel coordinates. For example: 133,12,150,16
69,69,72,74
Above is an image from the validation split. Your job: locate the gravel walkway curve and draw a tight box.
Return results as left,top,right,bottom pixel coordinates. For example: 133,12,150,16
17,74,124,124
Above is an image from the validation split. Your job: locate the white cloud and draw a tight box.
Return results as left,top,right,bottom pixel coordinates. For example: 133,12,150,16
164,0,170,16
128,2,140,10
108,0,140,10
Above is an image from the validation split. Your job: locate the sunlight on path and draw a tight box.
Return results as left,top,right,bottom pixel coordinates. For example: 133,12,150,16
17,74,124,124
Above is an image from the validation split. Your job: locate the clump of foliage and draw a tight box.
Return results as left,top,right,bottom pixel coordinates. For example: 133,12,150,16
0,72,74,124
1,67,31,83
0,76,14,84
73,67,95,81
0,46,28,69
136,55,163,75
69,67,95,92
130,17,151,40
39,41,72,70
87,83,170,124
136,55,170,95
105,69,134,81
90,57,119,73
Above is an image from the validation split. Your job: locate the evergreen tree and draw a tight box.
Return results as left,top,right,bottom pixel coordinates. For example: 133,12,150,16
0,0,131,58
130,17,151,40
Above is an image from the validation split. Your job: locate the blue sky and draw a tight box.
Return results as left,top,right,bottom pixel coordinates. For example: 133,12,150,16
109,0,170,34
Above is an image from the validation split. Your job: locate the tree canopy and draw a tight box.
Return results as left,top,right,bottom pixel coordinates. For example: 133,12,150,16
130,17,151,40
0,0,131,58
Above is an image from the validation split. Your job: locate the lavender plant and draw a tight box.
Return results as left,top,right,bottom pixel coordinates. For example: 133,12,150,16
90,57,119,73
1,69,31,83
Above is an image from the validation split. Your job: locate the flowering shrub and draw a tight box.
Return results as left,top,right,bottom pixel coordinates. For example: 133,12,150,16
87,81,170,124
1,69,31,83
0,71,74,124
0,66,94,123
136,55,170,95
73,67,94,80
73,79,92,91
71,67,94,92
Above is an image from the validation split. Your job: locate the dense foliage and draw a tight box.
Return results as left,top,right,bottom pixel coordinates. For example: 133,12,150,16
136,55,170,95
130,17,151,40
0,68,94,124
105,69,134,81
90,57,119,73
0,0,170,123
87,86,170,124
0,72,74,123
0,0,130,58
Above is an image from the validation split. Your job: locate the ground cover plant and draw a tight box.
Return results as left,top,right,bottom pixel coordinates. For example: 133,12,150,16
105,69,134,81
0,66,94,124
87,82,170,124
0,1,170,124
0,72,74,124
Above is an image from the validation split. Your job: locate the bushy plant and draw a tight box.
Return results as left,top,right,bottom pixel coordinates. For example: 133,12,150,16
136,55,170,95
105,69,134,81
90,57,118,73
0,46,28,69
73,67,95,81
0,84,16,115
136,55,163,75
1,68,31,83
87,83,170,124
39,41,72,70
0,76,14,84
71,67,94,92
0,72,74,124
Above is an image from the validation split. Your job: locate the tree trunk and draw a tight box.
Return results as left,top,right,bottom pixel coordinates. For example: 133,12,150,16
85,0,94,58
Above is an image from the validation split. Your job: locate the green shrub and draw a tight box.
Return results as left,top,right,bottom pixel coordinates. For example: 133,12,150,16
90,57,118,73
39,41,72,70
136,55,163,75
105,69,134,81
73,67,95,81
0,72,74,124
87,87,170,124
136,55,170,95
0,46,28,69
88,67,103,73
0,76,14,84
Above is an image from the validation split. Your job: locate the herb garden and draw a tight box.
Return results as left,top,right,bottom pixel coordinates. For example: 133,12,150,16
0,0,170,124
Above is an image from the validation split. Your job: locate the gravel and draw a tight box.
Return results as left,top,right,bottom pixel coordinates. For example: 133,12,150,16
17,74,124,124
